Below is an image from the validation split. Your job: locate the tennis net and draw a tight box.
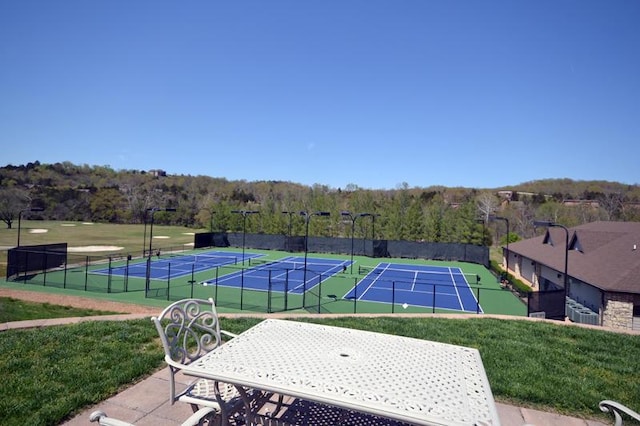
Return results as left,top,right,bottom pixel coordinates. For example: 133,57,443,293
251,258,349,274
163,253,240,266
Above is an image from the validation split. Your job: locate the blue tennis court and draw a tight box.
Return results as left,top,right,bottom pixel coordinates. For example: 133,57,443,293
346,263,481,313
202,256,351,294
93,251,261,280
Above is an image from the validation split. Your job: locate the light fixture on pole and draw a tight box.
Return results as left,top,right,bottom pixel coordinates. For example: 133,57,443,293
17,207,44,247
301,211,330,289
533,220,569,300
489,215,510,281
341,211,373,274
231,210,259,265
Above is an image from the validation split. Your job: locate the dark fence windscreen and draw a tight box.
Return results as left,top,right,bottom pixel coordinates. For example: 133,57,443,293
194,232,488,266
7,243,68,280
527,289,565,320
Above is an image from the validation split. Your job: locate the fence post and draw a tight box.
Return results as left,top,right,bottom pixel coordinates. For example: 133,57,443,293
190,264,195,298
42,252,48,287
432,285,436,313
268,270,272,314
22,251,29,283
144,257,151,298
84,256,89,291
240,269,244,310
107,256,112,293
284,270,289,311
353,277,357,314
215,267,219,302
392,281,395,313
167,263,171,301
302,272,307,309
124,255,129,292
317,274,322,314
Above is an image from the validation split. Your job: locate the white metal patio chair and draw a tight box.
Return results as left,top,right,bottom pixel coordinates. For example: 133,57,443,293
152,298,247,425
599,400,640,426
89,407,217,426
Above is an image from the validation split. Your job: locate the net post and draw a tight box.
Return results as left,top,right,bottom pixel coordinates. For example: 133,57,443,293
476,287,481,314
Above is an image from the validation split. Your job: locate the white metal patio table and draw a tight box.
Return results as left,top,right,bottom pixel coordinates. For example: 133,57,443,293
182,318,501,426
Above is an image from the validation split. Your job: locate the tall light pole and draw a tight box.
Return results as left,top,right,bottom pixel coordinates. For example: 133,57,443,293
341,211,373,273
301,211,330,288
209,210,217,232
282,210,297,251
17,207,44,247
489,215,510,281
533,220,569,300
142,209,150,257
232,210,259,265
145,207,176,293
371,213,380,240
148,207,177,258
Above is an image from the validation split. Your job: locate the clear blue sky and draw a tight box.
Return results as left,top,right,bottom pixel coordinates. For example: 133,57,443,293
1,1,639,189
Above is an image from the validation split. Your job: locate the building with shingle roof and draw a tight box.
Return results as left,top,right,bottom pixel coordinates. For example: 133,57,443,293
506,221,640,331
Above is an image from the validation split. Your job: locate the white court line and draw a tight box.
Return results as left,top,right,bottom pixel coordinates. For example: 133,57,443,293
357,263,392,300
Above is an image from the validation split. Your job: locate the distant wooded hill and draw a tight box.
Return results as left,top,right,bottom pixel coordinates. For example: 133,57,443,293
2,161,638,243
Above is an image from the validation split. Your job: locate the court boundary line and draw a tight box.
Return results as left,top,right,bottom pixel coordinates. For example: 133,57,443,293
350,262,483,313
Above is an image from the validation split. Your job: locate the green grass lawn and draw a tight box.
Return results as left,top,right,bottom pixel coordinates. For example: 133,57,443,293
0,311,638,425
0,220,203,255
0,297,118,322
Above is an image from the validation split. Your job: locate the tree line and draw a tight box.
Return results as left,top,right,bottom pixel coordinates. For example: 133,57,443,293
1,161,639,245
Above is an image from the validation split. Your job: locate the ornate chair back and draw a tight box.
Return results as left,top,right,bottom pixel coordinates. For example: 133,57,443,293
153,298,222,369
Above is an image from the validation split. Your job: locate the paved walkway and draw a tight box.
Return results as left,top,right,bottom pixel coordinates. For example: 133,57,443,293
3,315,612,426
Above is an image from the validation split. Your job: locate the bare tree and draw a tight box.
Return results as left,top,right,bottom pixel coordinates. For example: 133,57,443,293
0,187,33,229
476,191,500,222
598,192,624,221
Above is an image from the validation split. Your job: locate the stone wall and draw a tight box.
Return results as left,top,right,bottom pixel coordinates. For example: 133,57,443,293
602,293,634,330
